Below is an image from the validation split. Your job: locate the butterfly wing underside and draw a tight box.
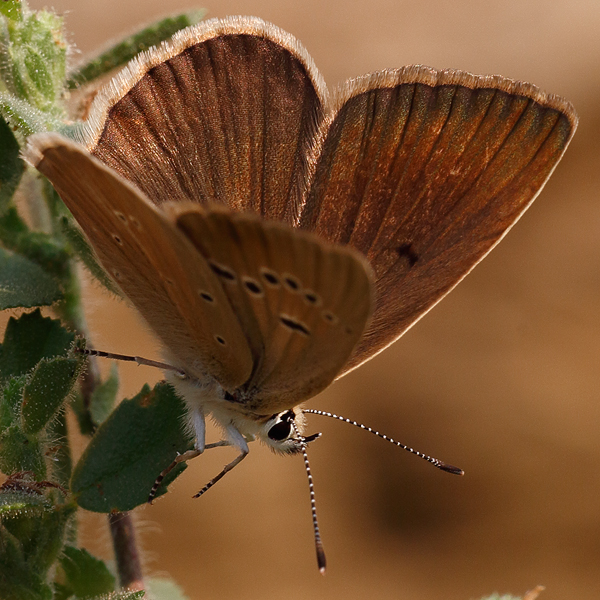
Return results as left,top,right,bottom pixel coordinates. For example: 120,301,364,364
165,203,373,414
26,134,254,390
83,16,326,224
299,67,578,375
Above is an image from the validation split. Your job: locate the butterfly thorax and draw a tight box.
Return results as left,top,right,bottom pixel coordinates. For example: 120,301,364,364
165,370,308,455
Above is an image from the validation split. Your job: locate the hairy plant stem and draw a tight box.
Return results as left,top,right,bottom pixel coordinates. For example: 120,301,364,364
108,512,145,592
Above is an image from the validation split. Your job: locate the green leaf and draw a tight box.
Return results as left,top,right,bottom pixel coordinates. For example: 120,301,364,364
59,546,116,599
0,484,53,518
0,375,26,429
0,247,63,309
0,423,46,478
0,313,78,478
0,92,61,137
67,11,205,88
7,500,75,570
0,309,74,383
55,590,145,600
0,1,22,21
0,204,29,244
0,545,53,600
21,356,81,434
0,497,75,600
59,216,121,295
52,582,73,600
3,10,67,115
71,382,194,513
23,46,54,101
46,410,72,489
1,229,71,281
0,113,25,209
89,362,119,426
24,11,67,103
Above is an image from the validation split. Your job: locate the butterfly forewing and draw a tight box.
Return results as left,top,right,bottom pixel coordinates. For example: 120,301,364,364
26,134,253,389
166,204,373,413
299,67,577,374
81,17,326,224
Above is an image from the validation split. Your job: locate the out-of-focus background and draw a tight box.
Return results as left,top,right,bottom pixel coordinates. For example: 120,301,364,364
23,1,600,599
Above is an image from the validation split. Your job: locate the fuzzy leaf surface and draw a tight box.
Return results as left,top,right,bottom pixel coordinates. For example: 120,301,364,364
71,382,193,512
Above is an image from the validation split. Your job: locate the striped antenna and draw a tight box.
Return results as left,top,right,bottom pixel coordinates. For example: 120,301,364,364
292,422,326,575
303,409,464,476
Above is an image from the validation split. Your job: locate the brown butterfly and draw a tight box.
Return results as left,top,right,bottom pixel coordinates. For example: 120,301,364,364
25,16,577,571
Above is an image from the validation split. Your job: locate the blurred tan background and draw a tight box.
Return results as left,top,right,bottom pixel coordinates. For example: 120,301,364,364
25,1,600,599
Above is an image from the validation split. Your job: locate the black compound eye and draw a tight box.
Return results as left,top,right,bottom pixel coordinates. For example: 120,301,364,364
268,420,293,441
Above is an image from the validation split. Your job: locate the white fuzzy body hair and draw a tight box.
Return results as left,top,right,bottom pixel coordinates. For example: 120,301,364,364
163,368,306,455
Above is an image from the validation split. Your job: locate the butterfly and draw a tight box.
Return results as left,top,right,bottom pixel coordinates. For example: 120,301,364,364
24,15,577,571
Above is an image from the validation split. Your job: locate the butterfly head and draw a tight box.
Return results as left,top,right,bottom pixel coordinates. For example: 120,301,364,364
259,408,320,455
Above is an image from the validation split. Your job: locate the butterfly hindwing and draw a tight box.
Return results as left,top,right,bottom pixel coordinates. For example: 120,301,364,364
165,203,374,414
299,67,577,374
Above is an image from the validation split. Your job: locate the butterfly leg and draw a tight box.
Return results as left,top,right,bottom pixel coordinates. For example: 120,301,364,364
192,423,250,498
147,408,208,503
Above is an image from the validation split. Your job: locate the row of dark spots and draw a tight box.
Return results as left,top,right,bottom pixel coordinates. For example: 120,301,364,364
208,261,264,297
113,210,141,230
111,210,143,246
206,260,345,330
207,260,322,307
197,292,349,337
259,267,322,308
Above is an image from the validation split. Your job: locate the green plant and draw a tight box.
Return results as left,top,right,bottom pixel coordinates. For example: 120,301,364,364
0,2,203,598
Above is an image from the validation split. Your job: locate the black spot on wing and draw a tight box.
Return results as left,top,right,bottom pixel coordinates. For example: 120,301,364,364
260,268,280,287
280,315,310,336
242,277,264,296
396,243,419,267
283,274,301,292
208,260,237,282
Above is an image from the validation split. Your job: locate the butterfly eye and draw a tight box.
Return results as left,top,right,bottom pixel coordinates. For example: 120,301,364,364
268,419,292,441
268,411,296,441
